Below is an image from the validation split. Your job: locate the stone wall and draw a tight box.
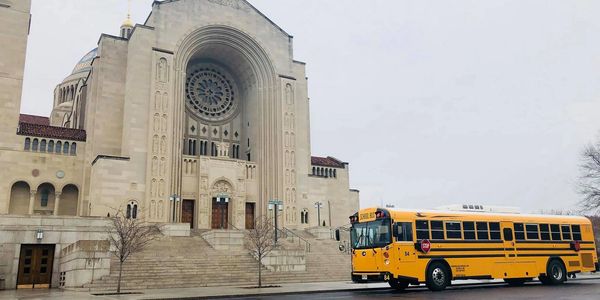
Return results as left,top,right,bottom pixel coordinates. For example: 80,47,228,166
59,240,110,289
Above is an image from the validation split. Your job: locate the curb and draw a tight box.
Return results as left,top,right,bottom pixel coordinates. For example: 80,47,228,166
146,277,600,300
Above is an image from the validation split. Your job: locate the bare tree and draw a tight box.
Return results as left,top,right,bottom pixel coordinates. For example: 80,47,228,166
106,209,161,293
245,216,276,288
578,143,600,214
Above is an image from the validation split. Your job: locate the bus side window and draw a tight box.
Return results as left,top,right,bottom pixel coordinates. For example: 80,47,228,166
463,221,476,240
550,224,561,240
572,225,582,241
561,225,572,240
526,224,539,240
445,222,462,239
431,221,444,240
489,222,501,240
539,224,550,241
476,222,489,240
514,223,525,240
503,228,513,241
396,222,413,242
416,220,430,240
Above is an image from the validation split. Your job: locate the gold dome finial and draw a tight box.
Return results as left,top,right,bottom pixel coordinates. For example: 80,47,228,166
121,0,134,28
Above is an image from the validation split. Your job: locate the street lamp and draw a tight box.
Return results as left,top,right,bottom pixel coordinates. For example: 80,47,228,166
35,228,44,243
314,202,323,227
268,199,283,243
169,194,181,223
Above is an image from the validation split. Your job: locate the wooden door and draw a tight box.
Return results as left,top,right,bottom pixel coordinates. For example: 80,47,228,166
245,203,255,229
211,198,229,229
182,200,195,229
17,245,54,289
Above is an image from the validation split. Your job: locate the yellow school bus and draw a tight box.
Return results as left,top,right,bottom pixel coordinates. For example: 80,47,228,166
338,207,598,291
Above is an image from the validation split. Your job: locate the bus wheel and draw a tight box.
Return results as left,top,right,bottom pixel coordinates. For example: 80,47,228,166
388,278,409,291
504,278,526,286
546,259,566,285
426,261,450,291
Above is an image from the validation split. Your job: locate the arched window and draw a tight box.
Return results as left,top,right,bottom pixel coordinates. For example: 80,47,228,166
32,139,39,151
63,142,69,154
48,140,54,153
40,140,47,152
333,169,337,178
126,201,138,219
312,167,316,175
55,141,62,154
211,142,217,156
24,138,31,151
40,189,49,207
70,143,77,156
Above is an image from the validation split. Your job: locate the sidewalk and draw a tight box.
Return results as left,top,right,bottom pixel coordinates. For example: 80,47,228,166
1,274,598,300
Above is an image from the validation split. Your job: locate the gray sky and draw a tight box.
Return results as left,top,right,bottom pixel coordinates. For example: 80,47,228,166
21,0,600,213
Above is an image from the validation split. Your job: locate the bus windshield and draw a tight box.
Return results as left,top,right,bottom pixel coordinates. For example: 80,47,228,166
350,218,392,249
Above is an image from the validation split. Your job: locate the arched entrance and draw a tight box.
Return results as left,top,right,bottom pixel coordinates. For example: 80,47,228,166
9,181,30,215
58,184,79,216
210,180,234,229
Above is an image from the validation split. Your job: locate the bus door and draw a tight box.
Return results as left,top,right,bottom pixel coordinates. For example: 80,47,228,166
501,222,516,258
394,222,416,263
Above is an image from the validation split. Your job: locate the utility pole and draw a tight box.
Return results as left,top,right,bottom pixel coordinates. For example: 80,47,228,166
268,199,283,243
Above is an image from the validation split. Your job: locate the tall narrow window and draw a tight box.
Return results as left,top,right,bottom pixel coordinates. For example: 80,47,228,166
48,140,54,153
32,139,39,151
211,142,217,156
63,142,69,154
24,138,31,151
56,141,62,154
40,140,47,152
40,189,49,207
70,143,77,156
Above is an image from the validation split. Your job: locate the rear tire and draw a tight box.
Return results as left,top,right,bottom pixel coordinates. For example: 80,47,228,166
504,278,527,286
545,259,566,285
426,261,450,291
388,278,409,291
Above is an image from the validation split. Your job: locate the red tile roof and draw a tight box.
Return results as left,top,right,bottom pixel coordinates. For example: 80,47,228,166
19,114,50,126
311,156,346,168
18,114,86,142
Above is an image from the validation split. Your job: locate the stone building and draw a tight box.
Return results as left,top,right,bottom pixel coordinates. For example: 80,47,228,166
0,0,359,289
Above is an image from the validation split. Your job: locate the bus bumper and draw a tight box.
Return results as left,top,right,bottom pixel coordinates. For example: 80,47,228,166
351,272,390,283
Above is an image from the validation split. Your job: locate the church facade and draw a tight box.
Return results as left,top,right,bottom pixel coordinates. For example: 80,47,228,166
0,0,359,231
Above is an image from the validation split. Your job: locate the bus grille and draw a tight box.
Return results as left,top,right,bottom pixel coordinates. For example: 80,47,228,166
581,253,594,268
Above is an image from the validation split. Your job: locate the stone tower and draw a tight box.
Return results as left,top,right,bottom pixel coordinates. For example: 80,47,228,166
0,0,31,150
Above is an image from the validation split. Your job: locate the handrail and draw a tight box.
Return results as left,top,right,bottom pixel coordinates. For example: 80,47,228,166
282,227,311,252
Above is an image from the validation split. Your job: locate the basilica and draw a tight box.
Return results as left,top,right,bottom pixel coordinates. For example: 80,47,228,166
0,0,358,289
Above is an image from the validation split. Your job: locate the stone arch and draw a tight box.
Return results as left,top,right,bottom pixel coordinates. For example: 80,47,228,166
173,25,277,210
58,184,79,216
9,181,30,214
36,182,56,214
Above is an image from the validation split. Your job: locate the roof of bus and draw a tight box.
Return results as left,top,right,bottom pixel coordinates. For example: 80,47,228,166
359,207,591,224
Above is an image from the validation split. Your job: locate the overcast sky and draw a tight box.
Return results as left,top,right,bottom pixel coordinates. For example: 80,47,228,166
21,0,600,213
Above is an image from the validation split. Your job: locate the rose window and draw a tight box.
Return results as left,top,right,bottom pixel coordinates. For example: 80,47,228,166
186,65,238,122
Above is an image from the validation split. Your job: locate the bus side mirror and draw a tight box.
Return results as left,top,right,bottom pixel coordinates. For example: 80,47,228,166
335,229,340,241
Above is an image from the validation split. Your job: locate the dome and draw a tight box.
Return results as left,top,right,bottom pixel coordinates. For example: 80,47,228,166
71,48,98,75
121,17,134,28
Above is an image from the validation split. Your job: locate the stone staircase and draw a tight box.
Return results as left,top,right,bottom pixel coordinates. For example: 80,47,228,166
81,229,350,291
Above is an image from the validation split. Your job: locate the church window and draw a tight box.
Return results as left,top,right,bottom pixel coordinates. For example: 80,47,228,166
333,169,337,178
187,139,197,156
48,140,54,153
40,189,49,207
211,142,217,157
312,167,316,175
199,141,208,156
40,140,47,152
186,65,238,122
24,138,31,151
70,143,77,156
126,201,138,219
32,139,39,151
55,141,62,154
247,152,251,162
63,142,69,155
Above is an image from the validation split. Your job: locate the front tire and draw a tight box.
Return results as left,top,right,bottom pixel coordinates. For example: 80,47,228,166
545,259,566,285
426,261,450,291
388,278,409,291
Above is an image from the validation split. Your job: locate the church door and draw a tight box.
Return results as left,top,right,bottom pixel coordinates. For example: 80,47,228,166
182,200,195,229
211,198,229,229
17,244,54,289
245,203,255,229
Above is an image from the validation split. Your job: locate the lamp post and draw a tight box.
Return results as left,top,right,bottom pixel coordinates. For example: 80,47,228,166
35,228,44,243
268,199,283,243
169,194,181,223
314,202,323,227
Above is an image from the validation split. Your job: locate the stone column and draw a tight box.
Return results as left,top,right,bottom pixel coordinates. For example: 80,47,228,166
28,190,37,215
53,192,62,216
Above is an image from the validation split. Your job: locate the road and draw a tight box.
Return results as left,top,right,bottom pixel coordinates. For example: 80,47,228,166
225,278,600,300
